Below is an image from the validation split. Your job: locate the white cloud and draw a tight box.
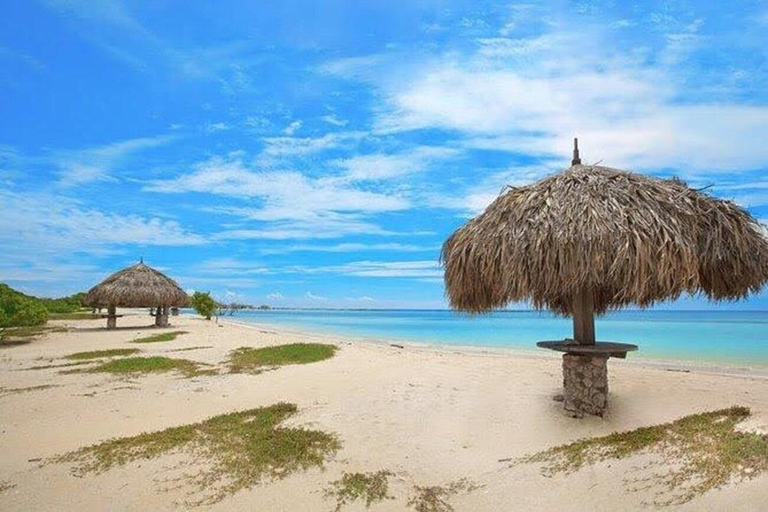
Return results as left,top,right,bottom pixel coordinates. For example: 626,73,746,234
283,120,303,135
259,242,435,254
321,114,348,126
335,146,459,181
291,260,442,279
0,188,204,255
260,131,367,158
205,122,230,133
305,291,328,301
191,257,269,275
327,21,768,173
267,292,284,300
147,154,409,240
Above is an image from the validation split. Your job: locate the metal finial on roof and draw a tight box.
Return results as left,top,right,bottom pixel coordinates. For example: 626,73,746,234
571,138,582,166
140,256,143,264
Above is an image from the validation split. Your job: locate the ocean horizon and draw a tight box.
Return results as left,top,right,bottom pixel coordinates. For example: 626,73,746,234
227,308,768,367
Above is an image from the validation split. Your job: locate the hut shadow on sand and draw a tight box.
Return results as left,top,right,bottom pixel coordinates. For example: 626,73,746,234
442,139,768,418
82,261,190,330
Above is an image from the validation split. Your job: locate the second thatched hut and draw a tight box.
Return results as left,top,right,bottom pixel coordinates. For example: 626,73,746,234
83,261,190,329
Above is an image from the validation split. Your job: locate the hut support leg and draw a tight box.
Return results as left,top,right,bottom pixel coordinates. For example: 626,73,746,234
562,354,608,417
156,306,169,328
562,290,607,417
106,306,117,330
572,290,595,344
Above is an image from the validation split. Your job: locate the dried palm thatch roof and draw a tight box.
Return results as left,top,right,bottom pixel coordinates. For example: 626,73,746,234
442,162,768,316
83,262,190,308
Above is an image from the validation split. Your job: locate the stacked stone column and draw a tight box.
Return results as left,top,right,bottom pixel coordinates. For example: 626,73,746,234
562,354,608,417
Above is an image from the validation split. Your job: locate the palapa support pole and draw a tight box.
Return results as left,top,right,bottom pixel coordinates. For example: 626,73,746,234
106,305,117,330
156,305,169,327
572,289,595,345
563,288,608,417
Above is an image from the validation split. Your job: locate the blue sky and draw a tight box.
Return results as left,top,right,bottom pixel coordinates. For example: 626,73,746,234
1,0,767,309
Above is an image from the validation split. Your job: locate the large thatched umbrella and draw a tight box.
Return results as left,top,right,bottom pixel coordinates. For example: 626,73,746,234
83,261,190,329
442,140,768,417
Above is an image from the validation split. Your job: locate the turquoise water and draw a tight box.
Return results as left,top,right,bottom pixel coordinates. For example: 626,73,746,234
230,309,768,367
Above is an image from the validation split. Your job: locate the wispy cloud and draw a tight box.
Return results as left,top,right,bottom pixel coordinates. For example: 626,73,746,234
147,154,409,239
259,242,436,255
321,114,347,126
335,146,460,181
290,260,442,279
56,135,176,187
0,188,204,254
283,120,302,135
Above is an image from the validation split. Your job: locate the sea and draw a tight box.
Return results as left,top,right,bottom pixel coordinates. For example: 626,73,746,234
228,309,768,368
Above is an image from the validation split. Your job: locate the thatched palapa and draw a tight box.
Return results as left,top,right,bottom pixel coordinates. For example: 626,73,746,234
83,261,189,329
442,139,768,416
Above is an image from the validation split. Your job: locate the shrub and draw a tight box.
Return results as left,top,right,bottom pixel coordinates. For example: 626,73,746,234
0,284,49,327
190,291,217,320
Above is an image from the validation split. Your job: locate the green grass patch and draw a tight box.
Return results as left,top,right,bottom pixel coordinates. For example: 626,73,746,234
228,343,337,374
0,325,68,347
0,384,59,397
52,402,340,504
168,345,214,353
78,356,217,377
407,480,477,512
65,348,140,360
131,330,188,344
517,406,768,505
325,471,394,511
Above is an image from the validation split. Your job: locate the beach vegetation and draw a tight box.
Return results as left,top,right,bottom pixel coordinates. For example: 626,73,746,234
0,384,59,397
518,406,768,505
191,291,217,320
38,292,86,314
0,324,68,347
228,343,337,374
0,284,49,327
77,356,217,377
66,348,140,360
25,360,95,370
131,330,187,343
325,470,394,511
52,402,340,504
167,345,214,352
407,479,477,512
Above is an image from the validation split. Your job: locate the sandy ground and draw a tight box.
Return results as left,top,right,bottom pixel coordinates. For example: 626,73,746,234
1,312,766,512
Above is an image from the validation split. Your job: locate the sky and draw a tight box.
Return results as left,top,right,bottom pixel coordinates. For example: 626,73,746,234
1,0,767,310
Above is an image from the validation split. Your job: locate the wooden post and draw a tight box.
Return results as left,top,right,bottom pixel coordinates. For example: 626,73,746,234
572,289,595,345
156,306,169,327
106,305,117,330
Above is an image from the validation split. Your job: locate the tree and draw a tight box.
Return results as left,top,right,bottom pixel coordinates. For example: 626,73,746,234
190,291,217,320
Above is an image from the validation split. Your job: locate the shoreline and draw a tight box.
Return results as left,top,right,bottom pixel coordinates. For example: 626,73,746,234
221,316,768,379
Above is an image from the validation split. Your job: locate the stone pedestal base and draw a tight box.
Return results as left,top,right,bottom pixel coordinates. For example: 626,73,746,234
562,354,608,417
106,316,117,329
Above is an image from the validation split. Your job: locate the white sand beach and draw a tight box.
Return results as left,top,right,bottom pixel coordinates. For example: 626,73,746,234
1,313,766,511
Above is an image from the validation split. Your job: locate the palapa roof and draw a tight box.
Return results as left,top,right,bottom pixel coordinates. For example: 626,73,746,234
83,262,190,308
442,163,768,316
